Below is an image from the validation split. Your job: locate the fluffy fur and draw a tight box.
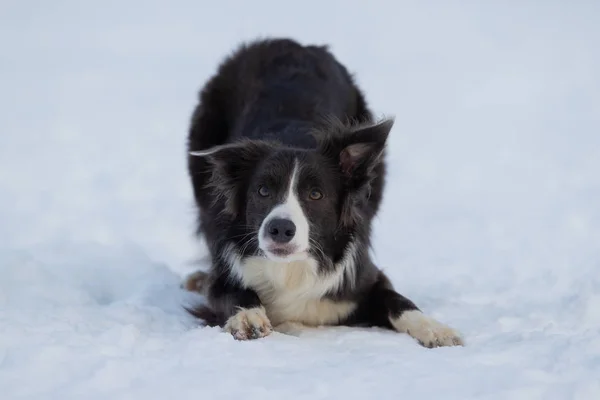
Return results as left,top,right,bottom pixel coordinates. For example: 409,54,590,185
183,37,463,348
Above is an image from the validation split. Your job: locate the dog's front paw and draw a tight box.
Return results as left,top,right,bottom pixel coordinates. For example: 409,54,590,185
225,306,273,340
391,310,464,348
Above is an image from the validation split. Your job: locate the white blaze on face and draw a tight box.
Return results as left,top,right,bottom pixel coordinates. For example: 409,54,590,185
258,160,310,262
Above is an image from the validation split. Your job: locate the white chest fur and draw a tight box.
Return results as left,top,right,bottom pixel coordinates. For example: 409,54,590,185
227,249,357,327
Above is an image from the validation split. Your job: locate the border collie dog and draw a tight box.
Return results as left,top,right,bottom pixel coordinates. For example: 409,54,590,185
184,38,463,348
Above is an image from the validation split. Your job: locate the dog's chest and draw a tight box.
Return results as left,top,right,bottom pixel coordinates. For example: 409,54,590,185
239,257,356,326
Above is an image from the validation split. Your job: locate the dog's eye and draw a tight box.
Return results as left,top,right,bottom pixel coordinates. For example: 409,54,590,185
309,189,323,200
258,185,270,197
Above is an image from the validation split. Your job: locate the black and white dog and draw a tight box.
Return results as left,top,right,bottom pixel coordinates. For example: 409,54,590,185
183,38,463,348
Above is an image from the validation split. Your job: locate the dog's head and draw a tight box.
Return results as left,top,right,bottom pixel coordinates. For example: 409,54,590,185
190,118,393,265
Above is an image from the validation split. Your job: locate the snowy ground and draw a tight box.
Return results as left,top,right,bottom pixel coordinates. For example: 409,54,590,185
1,1,599,399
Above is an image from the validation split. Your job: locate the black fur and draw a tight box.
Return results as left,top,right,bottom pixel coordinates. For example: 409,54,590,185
184,38,462,348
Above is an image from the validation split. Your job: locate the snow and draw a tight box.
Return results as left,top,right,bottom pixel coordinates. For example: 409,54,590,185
1,1,599,399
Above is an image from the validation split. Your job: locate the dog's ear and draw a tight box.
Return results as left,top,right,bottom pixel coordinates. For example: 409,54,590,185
319,117,393,181
318,117,394,227
189,140,274,216
339,118,393,177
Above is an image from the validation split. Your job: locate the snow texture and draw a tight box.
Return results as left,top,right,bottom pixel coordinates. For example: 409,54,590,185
1,1,599,399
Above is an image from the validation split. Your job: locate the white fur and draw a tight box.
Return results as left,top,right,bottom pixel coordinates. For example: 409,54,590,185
273,321,307,336
224,306,273,340
189,143,236,157
391,310,464,348
258,161,310,262
223,240,359,327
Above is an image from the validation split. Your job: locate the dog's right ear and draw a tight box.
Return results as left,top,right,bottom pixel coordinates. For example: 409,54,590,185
189,140,274,216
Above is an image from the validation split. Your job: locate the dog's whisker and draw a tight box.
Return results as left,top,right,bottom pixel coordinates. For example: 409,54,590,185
224,231,258,241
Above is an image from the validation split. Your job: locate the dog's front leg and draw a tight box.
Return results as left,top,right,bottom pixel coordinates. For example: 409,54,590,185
360,272,464,348
206,274,273,341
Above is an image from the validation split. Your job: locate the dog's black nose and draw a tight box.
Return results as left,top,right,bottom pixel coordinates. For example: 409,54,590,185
266,218,296,243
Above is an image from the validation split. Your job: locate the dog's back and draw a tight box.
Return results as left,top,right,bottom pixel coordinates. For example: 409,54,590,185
187,38,371,152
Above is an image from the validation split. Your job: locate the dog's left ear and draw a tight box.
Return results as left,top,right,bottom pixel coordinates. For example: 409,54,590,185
340,118,393,176
319,117,394,179
318,117,394,227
